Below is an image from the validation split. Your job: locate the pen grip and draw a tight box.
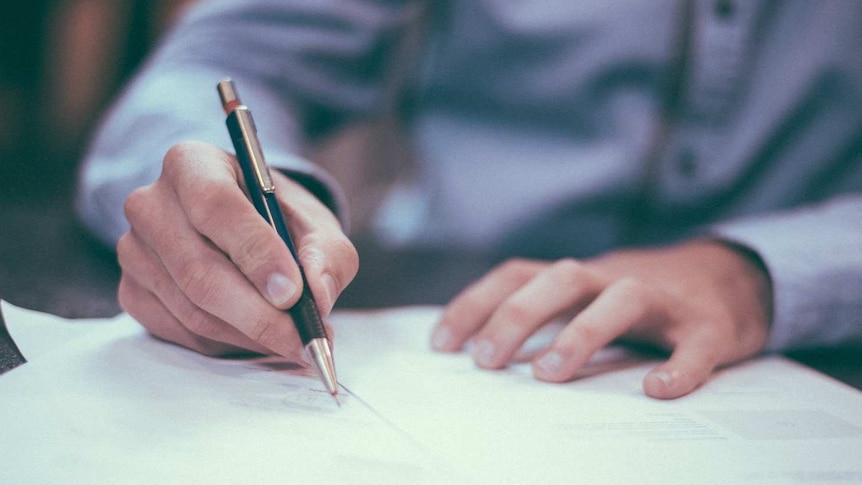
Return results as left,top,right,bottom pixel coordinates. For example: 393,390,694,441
227,111,328,345
288,285,328,344
264,192,328,344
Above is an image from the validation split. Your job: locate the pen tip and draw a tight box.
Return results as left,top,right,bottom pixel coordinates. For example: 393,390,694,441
333,393,341,408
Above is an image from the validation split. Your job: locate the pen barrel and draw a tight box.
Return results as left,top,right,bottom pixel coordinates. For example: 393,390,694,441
226,106,328,346
221,81,336,393
262,191,299,258
259,169,326,345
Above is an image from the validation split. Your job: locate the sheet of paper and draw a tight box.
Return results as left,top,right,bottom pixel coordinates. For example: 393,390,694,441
1,299,116,360
329,308,862,484
2,302,862,484
0,303,446,484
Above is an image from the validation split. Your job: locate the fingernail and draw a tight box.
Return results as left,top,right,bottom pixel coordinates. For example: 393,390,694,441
321,273,338,312
472,340,496,367
535,351,563,375
266,273,297,306
651,370,674,388
431,326,453,350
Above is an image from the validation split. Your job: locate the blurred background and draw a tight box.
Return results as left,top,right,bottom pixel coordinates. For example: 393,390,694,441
0,0,420,318
0,1,193,316
0,0,193,203
0,0,412,221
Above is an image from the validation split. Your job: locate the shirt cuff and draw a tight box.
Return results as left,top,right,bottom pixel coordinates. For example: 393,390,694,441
707,197,862,352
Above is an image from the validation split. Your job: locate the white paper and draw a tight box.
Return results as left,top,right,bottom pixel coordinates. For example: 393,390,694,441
2,302,862,484
0,303,445,484
1,300,116,360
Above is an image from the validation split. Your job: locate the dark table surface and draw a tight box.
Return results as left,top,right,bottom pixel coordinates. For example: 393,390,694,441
2,201,861,393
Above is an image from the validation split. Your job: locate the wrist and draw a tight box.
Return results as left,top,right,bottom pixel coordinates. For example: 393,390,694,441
703,238,774,327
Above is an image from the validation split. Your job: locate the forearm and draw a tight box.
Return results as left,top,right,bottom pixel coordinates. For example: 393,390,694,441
76,0,418,246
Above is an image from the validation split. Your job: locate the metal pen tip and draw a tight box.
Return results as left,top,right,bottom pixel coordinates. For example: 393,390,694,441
306,338,339,404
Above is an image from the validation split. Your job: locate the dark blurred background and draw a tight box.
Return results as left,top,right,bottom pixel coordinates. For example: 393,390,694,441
0,1,193,317
0,0,192,203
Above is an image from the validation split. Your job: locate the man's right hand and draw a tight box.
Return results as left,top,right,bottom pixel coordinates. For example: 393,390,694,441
117,141,358,359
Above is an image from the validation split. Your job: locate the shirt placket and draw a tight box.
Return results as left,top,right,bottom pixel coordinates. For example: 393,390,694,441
660,0,762,199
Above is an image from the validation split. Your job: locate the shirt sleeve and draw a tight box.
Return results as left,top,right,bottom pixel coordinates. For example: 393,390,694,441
710,193,862,352
75,0,418,246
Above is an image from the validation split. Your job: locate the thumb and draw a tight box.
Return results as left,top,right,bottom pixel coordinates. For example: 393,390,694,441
643,334,720,399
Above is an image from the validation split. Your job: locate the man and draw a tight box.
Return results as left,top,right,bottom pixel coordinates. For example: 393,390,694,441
77,0,862,399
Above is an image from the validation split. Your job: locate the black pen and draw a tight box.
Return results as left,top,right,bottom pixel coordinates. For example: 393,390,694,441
217,79,339,404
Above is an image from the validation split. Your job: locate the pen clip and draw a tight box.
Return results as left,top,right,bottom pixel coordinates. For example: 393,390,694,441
234,108,275,193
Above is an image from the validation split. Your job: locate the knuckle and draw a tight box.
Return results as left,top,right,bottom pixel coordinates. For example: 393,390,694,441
116,233,134,268
496,300,536,328
248,317,283,349
162,141,204,173
177,257,224,309
298,232,359,283
150,272,177,302
332,235,359,263
331,236,359,280
182,306,220,338
570,322,602,344
617,275,644,291
447,291,485,319
608,277,656,322
614,277,651,304
161,145,186,178
123,187,153,226
297,232,324,259
551,340,579,358
495,258,539,283
186,183,232,228
552,257,583,274
550,257,592,287
233,229,280,273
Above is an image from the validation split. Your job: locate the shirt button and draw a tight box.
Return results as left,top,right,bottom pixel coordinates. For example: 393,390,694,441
714,0,735,20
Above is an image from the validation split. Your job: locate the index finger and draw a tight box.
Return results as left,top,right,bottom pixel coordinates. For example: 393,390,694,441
163,141,304,309
432,259,546,352
272,172,359,316
532,278,667,383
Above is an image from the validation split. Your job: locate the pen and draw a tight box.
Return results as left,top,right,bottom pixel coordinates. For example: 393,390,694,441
217,79,339,404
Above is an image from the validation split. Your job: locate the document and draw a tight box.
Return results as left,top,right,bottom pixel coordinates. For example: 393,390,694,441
2,301,862,484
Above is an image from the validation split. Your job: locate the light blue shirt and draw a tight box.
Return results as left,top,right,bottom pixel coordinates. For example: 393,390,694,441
77,0,862,352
